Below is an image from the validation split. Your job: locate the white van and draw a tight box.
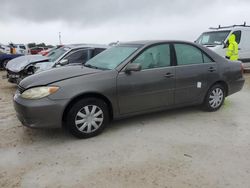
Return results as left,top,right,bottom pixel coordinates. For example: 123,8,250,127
13,44,28,55
196,23,250,64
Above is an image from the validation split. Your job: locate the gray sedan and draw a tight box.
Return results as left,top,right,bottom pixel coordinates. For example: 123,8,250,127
14,40,245,138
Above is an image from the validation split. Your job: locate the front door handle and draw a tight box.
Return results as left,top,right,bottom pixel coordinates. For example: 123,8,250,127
164,73,174,78
208,67,216,72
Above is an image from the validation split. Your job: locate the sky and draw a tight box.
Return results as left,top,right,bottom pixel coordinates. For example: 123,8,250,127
0,0,250,45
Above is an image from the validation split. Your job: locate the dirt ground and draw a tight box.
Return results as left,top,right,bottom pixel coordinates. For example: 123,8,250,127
0,70,250,188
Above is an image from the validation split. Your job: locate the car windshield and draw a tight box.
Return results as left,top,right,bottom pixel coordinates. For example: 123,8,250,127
47,47,67,62
196,30,231,45
85,46,139,70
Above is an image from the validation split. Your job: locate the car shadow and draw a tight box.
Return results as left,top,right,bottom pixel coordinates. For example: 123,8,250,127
107,106,202,131
19,105,203,143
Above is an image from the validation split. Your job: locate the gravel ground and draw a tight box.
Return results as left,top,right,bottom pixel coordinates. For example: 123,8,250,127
0,70,250,188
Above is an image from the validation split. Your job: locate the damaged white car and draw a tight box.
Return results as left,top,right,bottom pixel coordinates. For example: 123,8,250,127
5,44,108,84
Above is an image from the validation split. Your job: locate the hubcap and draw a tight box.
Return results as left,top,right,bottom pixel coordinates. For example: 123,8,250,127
209,88,224,109
75,105,104,133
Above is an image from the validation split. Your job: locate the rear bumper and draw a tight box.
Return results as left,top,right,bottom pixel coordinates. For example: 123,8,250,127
13,92,68,128
228,77,245,96
242,62,250,72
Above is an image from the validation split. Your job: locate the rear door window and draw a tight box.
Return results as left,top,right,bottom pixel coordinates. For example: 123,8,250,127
174,43,214,65
174,44,204,65
203,54,213,63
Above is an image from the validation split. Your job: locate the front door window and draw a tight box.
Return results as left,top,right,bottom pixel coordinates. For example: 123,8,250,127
133,44,171,69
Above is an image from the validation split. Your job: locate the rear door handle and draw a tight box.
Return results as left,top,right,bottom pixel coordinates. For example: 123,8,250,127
164,73,174,78
208,67,216,72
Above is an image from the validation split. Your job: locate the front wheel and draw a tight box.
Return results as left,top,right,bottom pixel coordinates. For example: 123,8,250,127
203,84,225,112
66,98,109,138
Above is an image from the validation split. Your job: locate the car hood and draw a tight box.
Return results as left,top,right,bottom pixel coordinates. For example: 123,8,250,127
19,65,102,89
6,55,49,72
35,61,55,73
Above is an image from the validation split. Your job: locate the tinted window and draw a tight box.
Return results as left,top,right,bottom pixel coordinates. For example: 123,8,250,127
32,47,41,50
232,30,241,44
20,45,26,50
92,48,106,57
175,44,203,65
133,44,171,70
66,50,88,64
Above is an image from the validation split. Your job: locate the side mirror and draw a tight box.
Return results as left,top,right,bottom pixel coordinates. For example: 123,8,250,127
58,59,69,66
125,63,141,73
223,41,229,48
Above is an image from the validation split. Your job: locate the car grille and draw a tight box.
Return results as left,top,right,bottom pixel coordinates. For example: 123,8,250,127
17,85,25,94
7,70,20,78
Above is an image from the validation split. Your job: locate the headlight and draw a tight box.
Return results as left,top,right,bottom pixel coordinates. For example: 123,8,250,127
21,86,59,99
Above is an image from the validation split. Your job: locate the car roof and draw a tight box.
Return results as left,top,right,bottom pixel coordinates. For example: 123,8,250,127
119,40,195,46
64,44,109,50
206,26,250,32
30,47,46,49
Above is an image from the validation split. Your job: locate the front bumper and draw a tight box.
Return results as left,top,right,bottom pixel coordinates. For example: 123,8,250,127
13,91,68,128
7,70,21,84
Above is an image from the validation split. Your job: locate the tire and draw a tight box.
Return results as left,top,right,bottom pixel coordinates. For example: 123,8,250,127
66,98,109,138
2,59,9,69
203,84,225,112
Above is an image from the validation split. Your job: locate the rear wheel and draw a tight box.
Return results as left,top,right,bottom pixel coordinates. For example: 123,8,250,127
66,98,109,138
203,84,225,111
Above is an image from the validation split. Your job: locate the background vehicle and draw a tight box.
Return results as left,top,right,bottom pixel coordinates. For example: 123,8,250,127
14,40,245,138
196,23,250,69
6,44,108,84
0,53,23,70
38,45,63,56
0,44,11,54
29,47,48,55
13,44,28,54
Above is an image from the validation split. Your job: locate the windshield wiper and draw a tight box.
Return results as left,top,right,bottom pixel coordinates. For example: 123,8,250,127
84,64,101,70
203,43,220,46
84,64,110,70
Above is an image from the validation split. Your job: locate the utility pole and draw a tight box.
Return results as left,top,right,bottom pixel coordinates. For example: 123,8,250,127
59,32,62,45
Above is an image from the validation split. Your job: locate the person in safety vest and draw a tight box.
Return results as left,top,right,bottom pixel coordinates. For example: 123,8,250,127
226,34,238,61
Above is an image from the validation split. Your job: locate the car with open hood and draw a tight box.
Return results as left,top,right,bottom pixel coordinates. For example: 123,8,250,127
14,40,245,138
6,44,108,84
